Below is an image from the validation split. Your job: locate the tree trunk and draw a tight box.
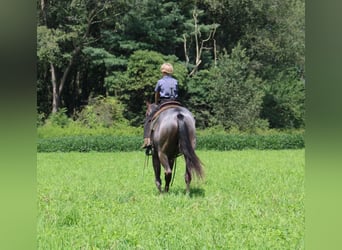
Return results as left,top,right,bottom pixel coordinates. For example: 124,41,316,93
188,9,217,77
50,63,59,113
183,34,190,69
50,47,81,113
45,0,97,114
59,47,80,95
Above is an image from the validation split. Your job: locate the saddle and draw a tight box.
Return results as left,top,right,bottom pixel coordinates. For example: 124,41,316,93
151,100,182,121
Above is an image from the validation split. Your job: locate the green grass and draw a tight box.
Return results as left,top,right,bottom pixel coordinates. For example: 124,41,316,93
37,150,304,249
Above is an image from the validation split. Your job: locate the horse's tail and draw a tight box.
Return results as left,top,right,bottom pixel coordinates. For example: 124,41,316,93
177,113,204,179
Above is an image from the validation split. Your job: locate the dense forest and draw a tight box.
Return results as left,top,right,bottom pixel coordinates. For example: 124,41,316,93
37,0,305,131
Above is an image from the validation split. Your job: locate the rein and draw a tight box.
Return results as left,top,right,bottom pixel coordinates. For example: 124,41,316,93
143,153,150,179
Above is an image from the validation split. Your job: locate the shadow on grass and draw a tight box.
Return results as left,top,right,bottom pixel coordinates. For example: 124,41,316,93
162,186,205,198
189,187,206,198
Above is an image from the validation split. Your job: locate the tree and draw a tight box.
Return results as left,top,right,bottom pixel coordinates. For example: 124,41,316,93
261,69,305,128
198,0,305,79
113,0,186,56
184,69,216,128
240,0,305,80
210,44,265,131
82,46,127,96
37,0,117,113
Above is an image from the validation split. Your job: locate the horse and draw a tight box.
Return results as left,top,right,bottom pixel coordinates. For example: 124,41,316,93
145,102,204,194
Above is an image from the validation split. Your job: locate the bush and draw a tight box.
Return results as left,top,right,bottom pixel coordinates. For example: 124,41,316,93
45,108,70,127
75,96,127,128
37,136,142,152
37,112,46,127
196,134,304,150
37,133,304,152
37,121,142,138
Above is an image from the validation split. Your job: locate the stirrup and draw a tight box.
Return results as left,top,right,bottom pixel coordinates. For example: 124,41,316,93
145,145,152,156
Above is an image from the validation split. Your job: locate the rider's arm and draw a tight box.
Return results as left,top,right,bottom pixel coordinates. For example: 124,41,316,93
155,91,160,104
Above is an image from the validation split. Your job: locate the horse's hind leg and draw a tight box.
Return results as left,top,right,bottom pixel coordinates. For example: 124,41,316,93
164,158,174,192
159,153,172,192
152,154,162,193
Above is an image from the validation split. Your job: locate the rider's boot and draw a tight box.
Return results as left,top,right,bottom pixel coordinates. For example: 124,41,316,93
141,138,151,149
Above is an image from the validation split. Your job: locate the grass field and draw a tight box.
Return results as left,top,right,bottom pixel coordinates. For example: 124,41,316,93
37,150,304,249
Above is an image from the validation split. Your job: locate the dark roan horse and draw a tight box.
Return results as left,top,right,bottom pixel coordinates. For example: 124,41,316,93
146,102,204,193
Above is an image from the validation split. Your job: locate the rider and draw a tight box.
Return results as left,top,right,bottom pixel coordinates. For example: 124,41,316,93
142,62,178,149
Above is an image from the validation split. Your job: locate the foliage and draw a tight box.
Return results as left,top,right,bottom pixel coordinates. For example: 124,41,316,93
201,0,305,79
117,0,186,56
37,112,46,127
82,47,126,68
37,122,142,138
37,136,140,152
75,95,127,128
82,47,128,96
240,0,305,80
37,133,304,152
185,69,216,128
197,133,304,150
37,0,305,130
38,150,304,249
261,70,305,129
44,108,70,127
209,44,265,131
37,0,121,113
37,25,69,65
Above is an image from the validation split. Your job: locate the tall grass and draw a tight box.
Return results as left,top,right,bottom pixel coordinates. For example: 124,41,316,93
37,123,143,138
37,150,304,249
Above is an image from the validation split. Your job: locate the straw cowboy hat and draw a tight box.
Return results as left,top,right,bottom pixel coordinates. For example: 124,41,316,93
160,63,173,74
